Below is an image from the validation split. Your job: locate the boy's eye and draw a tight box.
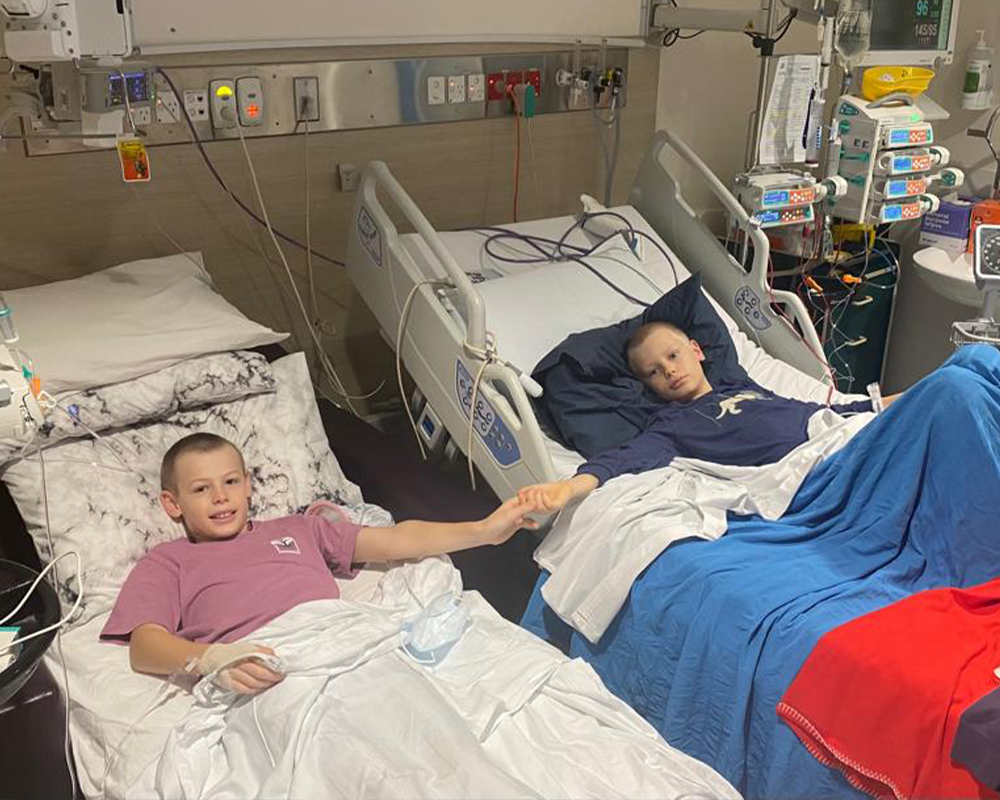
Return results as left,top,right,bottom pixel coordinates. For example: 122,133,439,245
226,477,239,485
194,485,207,493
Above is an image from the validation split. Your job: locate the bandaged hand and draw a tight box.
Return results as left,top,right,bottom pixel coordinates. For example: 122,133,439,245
194,642,284,695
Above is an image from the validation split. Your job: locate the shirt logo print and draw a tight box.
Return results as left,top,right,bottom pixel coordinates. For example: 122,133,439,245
271,537,301,555
715,391,767,420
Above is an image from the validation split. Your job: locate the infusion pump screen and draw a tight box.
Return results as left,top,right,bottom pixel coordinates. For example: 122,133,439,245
869,0,953,51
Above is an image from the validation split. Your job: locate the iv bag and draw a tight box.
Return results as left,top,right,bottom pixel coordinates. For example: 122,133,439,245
835,0,871,70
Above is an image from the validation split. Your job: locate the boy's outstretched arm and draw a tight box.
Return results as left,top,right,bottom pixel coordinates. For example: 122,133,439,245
354,496,540,563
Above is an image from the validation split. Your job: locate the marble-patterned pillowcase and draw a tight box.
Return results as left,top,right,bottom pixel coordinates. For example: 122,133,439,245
0,350,276,466
1,352,376,625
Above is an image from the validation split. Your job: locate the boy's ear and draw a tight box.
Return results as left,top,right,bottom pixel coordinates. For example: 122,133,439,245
160,490,183,522
689,339,706,361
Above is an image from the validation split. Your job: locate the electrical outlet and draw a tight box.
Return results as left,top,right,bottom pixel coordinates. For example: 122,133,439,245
183,89,209,121
487,72,505,101
467,73,485,102
293,76,320,122
338,162,360,192
427,76,446,106
447,75,466,104
156,90,181,124
130,106,151,126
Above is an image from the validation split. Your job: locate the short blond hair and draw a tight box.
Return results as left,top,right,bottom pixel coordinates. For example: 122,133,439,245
160,433,244,492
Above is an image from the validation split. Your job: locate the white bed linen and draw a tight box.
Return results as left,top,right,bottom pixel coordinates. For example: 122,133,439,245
535,411,873,643
48,563,392,800
126,558,739,800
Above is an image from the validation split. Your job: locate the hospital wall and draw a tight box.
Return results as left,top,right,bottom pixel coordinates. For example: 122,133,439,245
0,43,659,409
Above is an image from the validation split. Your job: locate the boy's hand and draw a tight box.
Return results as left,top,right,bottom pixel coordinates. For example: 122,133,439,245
517,481,576,513
479,497,540,546
198,642,284,696
225,646,284,696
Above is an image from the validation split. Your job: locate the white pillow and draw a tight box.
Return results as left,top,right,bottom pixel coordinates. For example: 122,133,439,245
475,255,671,375
1,353,382,625
3,253,288,394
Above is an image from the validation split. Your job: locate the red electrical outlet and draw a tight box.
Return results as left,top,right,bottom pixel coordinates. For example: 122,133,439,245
525,68,542,97
487,72,506,101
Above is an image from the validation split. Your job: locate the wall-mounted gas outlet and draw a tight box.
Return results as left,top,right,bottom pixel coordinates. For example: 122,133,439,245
525,68,542,97
156,90,181,124
293,76,320,122
183,89,209,121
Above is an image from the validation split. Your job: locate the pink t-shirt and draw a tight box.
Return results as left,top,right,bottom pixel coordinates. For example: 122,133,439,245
101,515,361,644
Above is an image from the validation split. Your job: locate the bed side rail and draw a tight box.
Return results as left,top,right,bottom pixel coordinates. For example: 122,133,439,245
355,161,487,352
347,160,559,498
628,129,831,385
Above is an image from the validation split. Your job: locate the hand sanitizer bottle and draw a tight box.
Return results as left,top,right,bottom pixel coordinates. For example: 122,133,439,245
963,29,994,111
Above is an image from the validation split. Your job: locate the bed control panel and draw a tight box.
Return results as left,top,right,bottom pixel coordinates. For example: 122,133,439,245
734,286,772,332
455,361,520,467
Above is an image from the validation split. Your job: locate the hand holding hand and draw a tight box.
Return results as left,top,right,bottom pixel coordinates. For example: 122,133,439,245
479,496,540,546
517,481,576,514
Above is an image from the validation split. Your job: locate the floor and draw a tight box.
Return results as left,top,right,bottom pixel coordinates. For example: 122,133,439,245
320,400,541,622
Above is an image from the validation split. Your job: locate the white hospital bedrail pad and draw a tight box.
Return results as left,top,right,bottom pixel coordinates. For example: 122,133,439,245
536,412,872,644
143,559,740,800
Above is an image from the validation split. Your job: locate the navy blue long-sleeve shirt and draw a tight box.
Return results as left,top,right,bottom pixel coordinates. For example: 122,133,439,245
578,379,872,485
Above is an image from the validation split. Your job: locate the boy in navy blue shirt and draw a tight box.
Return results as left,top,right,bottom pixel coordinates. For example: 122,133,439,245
520,322,899,512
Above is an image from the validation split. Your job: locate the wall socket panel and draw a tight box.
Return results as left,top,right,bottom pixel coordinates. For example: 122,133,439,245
183,89,209,121
24,49,628,156
293,76,320,122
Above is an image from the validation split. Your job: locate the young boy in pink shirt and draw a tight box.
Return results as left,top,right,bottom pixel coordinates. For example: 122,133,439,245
101,432,540,695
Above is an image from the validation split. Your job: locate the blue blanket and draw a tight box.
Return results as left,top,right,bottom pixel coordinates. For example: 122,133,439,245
522,345,1000,799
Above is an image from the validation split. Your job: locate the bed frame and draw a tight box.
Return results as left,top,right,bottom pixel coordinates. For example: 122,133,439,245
346,127,829,502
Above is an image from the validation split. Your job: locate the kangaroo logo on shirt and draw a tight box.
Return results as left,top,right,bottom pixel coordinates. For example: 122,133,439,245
271,537,301,555
715,391,767,420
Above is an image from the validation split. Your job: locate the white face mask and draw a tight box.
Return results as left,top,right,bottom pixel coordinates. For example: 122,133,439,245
400,592,471,666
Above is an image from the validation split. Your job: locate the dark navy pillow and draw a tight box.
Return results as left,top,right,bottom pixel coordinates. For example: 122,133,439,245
531,273,746,457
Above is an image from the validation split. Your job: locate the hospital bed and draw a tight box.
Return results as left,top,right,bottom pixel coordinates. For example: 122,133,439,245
345,130,1000,799
0,255,740,800
347,127,834,500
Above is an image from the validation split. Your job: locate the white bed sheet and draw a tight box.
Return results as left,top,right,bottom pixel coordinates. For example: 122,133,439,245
131,558,740,800
45,566,390,800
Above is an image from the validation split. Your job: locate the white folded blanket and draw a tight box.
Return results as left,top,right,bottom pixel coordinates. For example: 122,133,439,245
535,410,872,643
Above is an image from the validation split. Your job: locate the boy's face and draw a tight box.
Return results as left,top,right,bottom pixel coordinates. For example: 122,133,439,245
629,326,713,403
160,446,252,542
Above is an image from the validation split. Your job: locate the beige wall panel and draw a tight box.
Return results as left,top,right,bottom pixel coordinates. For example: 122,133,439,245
0,43,659,408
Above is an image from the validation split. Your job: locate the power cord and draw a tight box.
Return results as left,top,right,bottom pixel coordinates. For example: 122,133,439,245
153,68,344,268
232,119,384,412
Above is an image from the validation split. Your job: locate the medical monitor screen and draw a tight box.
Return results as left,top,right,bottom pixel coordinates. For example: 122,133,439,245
868,0,954,52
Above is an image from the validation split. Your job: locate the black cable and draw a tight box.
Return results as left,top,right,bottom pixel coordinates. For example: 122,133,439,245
154,67,345,267
745,8,797,46
461,212,681,306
